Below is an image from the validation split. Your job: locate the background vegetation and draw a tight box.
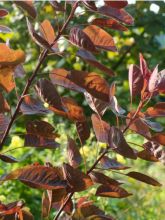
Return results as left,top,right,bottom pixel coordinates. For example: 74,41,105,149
0,1,165,219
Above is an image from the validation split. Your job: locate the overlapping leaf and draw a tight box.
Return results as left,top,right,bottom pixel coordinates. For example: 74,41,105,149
76,121,90,144
25,120,59,148
67,137,82,168
0,200,24,217
69,27,97,53
96,184,132,198
91,18,128,31
99,156,130,170
68,71,110,102
145,102,165,118
50,68,84,92
83,25,117,51
91,114,110,143
99,6,134,25
0,164,66,190
62,163,93,192
14,1,37,19
20,95,49,115
104,1,128,9
109,126,137,159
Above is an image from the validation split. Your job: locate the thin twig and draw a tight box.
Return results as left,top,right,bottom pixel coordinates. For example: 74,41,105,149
0,1,79,150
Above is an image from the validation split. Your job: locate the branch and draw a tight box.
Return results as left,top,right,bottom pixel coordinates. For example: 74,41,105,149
54,148,108,220
0,2,79,150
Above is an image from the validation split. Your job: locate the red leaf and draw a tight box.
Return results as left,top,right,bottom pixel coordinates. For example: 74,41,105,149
49,0,65,12
14,1,37,19
109,126,137,159
20,95,49,115
99,156,130,170
0,93,10,113
91,18,128,31
76,120,90,144
42,191,51,218
50,68,84,92
126,171,161,186
104,0,128,9
91,114,110,143
68,71,110,102
85,92,109,116
40,19,56,45
148,67,165,93
0,9,8,18
128,64,143,101
89,171,121,186
25,120,59,149
99,6,134,25
0,200,24,217
96,184,132,198
83,25,117,52
0,165,66,190
145,102,165,118
69,27,97,53
67,137,82,168
0,114,9,142
82,1,97,11
77,49,115,77
152,133,165,146
137,149,158,162
139,53,151,80
36,79,64,112
62,163,93,192
0,154,19,163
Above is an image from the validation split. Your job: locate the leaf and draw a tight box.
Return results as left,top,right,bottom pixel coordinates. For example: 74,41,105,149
25,120,59,149
128,64,143,100
91,18,128,31
86,215,114,220
109,96,126,115
99,156,130,170
148,67,165,93
50,68,84,92
145,102,165,118
52,199,73,215
67,137,82,168
139,53,151,80
0,93,10,113
42,191,51,218
20,95,49,115
137,150,158,162
77,49,115,77
36,79,64,112
89,171,121,186
1,209,34,220
0,9,8,18
99,6,134,25
82,1,97,11
68,71,110,102
49,0,65,12
0,164,66,190
0,67,15,93
142,119,163,132
69,27,97,53
91,114,110,143
26,18,55,51
62,163,93,192
14,1,37,19
0,200,24,217
76,120,90,145
0,43,25,67
126,112,151,138
96,184,132,198
126,171,162,186
109,126,137,159
0,25,12,33
0,114,9,142
85,92,109,116
83,25,117,52
152,133,165,146
105,1,128,8
40,19,56,46
0,154,19,163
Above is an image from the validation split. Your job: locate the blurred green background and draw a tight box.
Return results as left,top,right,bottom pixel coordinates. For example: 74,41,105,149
0,1,165,219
